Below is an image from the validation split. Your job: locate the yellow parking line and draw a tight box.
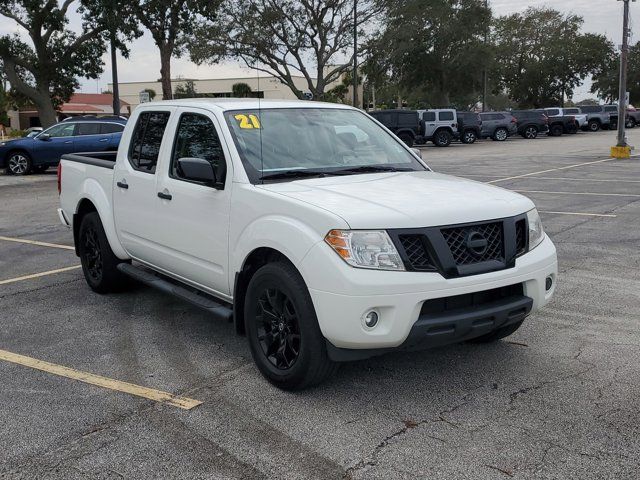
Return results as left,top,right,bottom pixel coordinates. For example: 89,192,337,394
515,190,640,198
0,265,81,286
0,349,202,410
539,211,617,218
0,236,74,251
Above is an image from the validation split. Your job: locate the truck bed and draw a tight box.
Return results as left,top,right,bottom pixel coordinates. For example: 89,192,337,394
61,151,118,169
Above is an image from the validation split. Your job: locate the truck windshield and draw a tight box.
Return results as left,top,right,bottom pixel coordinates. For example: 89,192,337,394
224,108,427,183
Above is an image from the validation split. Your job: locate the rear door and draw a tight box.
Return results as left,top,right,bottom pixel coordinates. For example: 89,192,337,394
113,109,174,263
73,122,111,153
152,108,233,295
100,122,126,150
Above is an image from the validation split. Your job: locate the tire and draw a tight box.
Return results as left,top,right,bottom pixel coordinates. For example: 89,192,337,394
588,120,601,132
6,151,32,175
626,118,636,129
244,262,338,390
492,128,508,141
433,129,452,147
522,126,538,140
549,124,563,137
467,320,525,343
398,133,415,148
78,212,128,294
461,130,477,144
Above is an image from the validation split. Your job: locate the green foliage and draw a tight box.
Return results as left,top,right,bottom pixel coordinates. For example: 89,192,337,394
174,79,197,98
492,8,614,108
364,0,492,109
591,42,640,104
232,82,253,98
142,88,157,100
0,0,137,126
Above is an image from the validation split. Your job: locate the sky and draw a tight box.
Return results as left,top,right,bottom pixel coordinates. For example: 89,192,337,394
0,0,635,101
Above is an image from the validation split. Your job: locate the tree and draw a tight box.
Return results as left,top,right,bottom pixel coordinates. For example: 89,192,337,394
189,0,379,100
130,1,219,100
575,98,602,107
492,8,614,108
591,42,640,104
364,0,492,108
232,82,253,98
174,79,197,98
142,88,157,100
0,1,115,127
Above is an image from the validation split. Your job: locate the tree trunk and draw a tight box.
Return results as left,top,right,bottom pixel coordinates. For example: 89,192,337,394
159,47,173,100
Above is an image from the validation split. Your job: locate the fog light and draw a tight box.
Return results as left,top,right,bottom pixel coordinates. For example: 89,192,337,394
545,276,553,291
364,311,379,328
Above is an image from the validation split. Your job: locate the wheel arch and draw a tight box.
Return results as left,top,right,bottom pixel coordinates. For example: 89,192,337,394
233,247,300,335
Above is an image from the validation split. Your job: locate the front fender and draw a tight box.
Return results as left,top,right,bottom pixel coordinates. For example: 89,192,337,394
231,215,325,280
77,178,129,259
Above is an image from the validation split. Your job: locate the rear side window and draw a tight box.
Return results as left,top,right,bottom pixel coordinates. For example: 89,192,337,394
545,109,560,116
604,105,618,113
170,113,227,186
439,111,454,121
580,105,602,113
101,123,125,134
128,112,171,173
564,108,579,114
398,112,417,126
422,112,436,121
371,112,392,125
77,123,101,136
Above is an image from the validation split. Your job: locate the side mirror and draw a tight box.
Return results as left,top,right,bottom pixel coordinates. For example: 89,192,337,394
38,133,50,141
177,157,221,188
411,148,423,159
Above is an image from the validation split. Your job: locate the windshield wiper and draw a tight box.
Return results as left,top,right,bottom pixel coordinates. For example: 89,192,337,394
331,165,416,175
259,169,332,181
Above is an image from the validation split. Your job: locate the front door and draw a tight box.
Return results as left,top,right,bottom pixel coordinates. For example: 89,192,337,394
152,108,232,297
113,109,174,264
35,122,77,163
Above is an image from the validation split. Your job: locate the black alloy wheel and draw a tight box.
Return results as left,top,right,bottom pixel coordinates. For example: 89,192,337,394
82,224,103,284
256,287,301,370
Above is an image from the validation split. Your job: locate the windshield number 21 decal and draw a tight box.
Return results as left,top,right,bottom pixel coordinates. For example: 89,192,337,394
235,114,262,129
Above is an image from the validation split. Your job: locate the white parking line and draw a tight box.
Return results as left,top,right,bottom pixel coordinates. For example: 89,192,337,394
539,211,617,218
0,236,74,251
0,266,81,286
486,156,635,184
515,190,640,198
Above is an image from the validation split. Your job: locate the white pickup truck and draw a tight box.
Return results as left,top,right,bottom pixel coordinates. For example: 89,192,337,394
58,99,557,390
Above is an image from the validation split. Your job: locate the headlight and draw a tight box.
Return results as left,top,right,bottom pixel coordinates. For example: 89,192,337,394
325,230,405,271
527,208,545,250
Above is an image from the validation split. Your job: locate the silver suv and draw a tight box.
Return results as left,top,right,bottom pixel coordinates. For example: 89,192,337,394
417,109,458,147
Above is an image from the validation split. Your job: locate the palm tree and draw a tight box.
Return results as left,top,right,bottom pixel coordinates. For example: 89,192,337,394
232,82,253,98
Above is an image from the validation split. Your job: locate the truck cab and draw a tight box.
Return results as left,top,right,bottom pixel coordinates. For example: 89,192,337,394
58,99,558,390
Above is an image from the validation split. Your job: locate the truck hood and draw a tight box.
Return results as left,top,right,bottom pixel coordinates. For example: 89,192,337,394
260,171,535,229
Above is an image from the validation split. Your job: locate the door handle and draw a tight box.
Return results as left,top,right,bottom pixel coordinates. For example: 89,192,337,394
99,138,109,142
64,140,73,144
117,180,128,189
157,191,172,200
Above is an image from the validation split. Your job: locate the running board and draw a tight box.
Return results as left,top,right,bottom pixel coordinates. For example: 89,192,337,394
117,263,233,322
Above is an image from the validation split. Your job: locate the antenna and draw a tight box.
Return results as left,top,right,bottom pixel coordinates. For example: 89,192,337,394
255,63,264,183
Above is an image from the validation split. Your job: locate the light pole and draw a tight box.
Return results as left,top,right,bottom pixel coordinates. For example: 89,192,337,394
353,0,358,109
482,0,489,112
612,0,635,157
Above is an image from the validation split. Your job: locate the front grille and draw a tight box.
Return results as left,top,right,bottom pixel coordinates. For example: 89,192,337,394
420,283,524,317
399,235,435,271
515,219,527,256
441,222,503,265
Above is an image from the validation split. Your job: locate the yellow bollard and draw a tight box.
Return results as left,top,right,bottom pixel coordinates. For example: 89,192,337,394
611,145,632,158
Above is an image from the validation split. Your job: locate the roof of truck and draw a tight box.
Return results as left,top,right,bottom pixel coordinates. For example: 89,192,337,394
138,98,356,112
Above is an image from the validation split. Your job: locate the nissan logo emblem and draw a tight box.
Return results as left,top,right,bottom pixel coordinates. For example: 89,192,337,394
466,231,488,256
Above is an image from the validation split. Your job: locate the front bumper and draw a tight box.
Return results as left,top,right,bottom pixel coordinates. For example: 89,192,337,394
301,235,557,352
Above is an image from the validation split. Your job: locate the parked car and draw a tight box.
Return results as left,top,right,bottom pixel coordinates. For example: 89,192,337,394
412,109,457,147
456,111,482,144
532,110,578,136
511,110,549,139
369,109,422,147
577,105,615,132
0,117,126,175
479,112,518,141
626,106,640,128
544,108,588,130
58,99,558,390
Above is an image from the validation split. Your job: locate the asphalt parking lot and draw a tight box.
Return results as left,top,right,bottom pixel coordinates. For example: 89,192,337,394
1,130,639,479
